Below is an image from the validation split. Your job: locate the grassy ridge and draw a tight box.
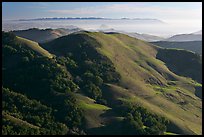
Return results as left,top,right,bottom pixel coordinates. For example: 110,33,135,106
16,36,53,58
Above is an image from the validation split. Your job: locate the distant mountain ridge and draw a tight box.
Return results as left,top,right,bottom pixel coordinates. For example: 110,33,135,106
164,30,202,42
18,17,164,22
192,30,202,35
19,17,161,21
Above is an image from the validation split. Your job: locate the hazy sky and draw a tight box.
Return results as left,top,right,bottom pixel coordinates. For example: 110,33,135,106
2,2,202,35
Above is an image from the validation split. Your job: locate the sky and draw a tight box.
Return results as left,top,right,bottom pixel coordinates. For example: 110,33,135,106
2,2,202,20
2,2,202,35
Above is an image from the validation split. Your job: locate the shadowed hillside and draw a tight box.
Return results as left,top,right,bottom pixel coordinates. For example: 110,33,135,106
152,41,202,55
156,48,202,84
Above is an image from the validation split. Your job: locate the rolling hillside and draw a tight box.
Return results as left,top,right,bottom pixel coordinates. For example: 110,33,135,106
2,31,202,135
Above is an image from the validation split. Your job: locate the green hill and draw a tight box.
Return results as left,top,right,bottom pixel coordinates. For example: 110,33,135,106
2,31,202,135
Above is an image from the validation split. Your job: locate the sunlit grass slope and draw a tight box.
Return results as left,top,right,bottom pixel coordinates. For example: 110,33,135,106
16,36,53,58
85,32,202,135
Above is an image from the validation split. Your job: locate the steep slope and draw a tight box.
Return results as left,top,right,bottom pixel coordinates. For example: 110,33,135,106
42,31,202,135
151,41,202,55
11,28,81,43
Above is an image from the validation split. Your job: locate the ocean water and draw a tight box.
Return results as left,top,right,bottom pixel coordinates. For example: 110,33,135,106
2,19,200,37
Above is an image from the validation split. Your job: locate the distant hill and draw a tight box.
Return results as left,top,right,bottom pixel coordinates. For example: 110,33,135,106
192,30,202,35
11,28,82,43
18,17,165,23
151,41,202,55
164,33,202,42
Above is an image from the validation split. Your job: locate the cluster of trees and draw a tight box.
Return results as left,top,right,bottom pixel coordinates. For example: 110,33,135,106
115,102,169,135
2,87,69,135
2,32,85,135
56,55,120,105
53,34,121,105
2,118,40,135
